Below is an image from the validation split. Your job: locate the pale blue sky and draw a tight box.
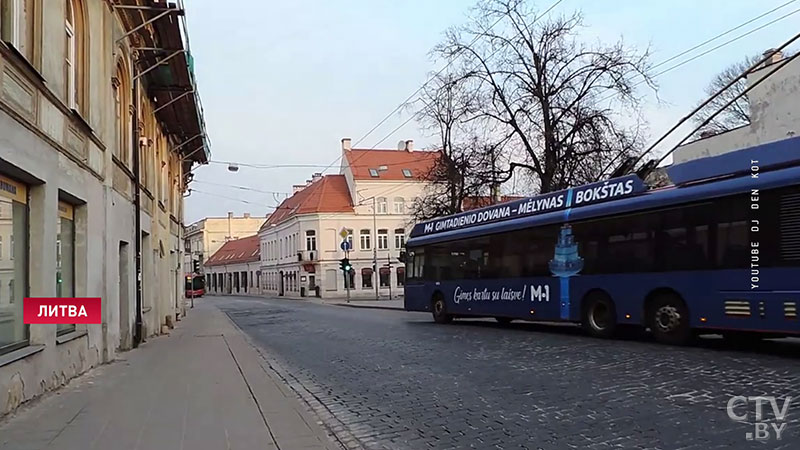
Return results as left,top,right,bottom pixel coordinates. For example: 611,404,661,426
184,0,799,223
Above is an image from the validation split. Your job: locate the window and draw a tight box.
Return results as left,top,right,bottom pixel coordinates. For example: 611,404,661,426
325,269,337,291
394,228,405,249
65,0,76,109
361,268,373,288
1,0,32,58
360,229,371,250
0,174,28,355
306,230,316,251
377,197,387,214
379,267,390,287
393,197,404,214
57,201,76,335
0,0,19,47
402,169,412,178
378,229,389,250
396,267,405,286
369,168,379,177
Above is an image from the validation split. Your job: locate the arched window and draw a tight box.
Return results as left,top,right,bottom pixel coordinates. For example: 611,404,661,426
113,55,132,165
65,0,85,112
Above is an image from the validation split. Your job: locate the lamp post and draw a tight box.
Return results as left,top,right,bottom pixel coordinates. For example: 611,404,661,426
372,197,378,301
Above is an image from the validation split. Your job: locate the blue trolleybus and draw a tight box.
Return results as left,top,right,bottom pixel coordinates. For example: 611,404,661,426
404,138,800,345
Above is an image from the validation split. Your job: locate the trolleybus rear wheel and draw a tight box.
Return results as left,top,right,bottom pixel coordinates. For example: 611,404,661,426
650,293,692,345
432,293,452,324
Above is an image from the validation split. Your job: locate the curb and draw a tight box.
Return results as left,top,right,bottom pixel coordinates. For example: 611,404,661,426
330,303,405,312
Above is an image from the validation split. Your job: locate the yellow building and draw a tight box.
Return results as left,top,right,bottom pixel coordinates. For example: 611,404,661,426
0,0,208,416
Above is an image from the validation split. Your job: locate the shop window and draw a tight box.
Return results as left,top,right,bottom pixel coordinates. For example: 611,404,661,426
0,174,28,354
56,201,76,335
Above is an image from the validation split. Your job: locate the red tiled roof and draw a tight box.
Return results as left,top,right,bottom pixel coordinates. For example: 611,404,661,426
262,175,353,228
462,196,524,211
205,235,260,267
344,148,440,180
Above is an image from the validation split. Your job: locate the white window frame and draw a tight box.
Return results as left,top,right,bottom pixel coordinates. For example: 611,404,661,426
393,197,404,214
66,1,77,109
394,229,405,249
377,197,387,214
306,230,316,251
377,229,388,250
8,0,22,47
359,229,371,250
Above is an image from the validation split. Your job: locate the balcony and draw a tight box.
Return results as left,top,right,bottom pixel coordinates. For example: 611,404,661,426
298,250,317,262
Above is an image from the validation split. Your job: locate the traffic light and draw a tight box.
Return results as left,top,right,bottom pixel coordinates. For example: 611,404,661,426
339,258,351,272
192,260,200,273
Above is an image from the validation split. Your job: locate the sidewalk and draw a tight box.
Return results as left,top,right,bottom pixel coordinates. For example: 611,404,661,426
0,300,339,450
322,299,404,311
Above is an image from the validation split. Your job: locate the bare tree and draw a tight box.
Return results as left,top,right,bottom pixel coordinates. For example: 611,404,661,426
435,0,655,193
411,73,508,221
693,54,761,136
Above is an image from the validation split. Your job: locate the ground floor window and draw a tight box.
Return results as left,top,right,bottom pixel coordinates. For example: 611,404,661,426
56,201,76,335
379,267,390,287
361,268,373,289
325,269,337,291
396,267,405,286
0,174,28,354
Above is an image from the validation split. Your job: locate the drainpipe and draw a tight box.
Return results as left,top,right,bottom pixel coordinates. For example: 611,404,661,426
132,77,143,347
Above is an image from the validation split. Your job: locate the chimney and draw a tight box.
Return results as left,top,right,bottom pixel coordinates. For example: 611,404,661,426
762,49,783,68
227,212,233,219
405,140,414,152
341,137,351,151
243,213,251,218
292,184,306,194
305,179,312,186
312,172,323,183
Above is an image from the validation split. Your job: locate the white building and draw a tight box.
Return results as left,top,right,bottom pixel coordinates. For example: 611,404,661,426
674,50,799,164
204,235,262,296
184,212,267,274
259,138,439,299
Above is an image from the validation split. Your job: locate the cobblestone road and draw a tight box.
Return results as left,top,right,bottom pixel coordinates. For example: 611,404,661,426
213,296,800,450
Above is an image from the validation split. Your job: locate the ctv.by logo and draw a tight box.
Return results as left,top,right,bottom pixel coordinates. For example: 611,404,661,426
727,396,793,441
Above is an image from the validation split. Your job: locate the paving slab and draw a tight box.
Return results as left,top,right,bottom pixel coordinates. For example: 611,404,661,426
0,299,340,450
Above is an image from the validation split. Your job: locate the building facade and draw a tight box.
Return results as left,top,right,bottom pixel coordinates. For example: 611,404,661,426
183,212,267,275
259,138,439,299
674,50,799,163
204,235,262,296
0,0,208,416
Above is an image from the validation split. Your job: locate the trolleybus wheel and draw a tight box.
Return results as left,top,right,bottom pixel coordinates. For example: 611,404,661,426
581,292,617,338
650,293,692,345
432,293,452,324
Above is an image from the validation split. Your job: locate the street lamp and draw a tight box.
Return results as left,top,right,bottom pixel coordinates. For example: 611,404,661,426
357,166,387,301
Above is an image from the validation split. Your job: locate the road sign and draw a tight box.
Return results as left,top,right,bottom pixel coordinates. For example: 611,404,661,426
340,240,352,251
339,228,349,239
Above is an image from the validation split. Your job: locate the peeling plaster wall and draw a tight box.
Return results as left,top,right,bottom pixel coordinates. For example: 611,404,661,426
674,57,800,164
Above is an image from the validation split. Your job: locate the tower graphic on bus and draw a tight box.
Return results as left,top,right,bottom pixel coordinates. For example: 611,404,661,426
549,224,583,319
